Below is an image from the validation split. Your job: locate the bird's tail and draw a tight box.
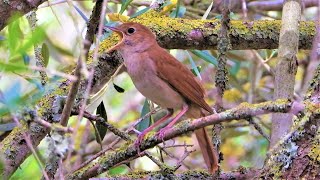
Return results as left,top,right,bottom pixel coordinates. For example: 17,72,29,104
194,127,219,174
187,105,219,174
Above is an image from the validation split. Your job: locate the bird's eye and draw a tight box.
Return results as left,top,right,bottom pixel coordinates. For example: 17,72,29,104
127,27,135,34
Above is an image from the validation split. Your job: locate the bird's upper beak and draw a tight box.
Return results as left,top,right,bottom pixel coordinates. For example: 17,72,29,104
105,25,124,52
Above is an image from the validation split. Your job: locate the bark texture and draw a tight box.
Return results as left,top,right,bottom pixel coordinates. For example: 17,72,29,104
271,0,301,147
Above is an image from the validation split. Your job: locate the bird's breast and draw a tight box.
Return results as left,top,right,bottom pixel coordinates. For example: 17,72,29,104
123,53,185,109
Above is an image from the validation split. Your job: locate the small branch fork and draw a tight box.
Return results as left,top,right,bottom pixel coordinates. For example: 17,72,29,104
72,108,193,172
67,99,305,179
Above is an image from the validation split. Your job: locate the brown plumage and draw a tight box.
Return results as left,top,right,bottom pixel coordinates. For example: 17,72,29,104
107,22,218,173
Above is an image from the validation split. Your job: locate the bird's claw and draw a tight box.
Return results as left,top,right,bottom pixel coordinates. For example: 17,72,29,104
134,132,146,155
157,127,170,142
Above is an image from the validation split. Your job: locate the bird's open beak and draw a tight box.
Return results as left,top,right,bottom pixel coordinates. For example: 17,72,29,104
105,25,124,52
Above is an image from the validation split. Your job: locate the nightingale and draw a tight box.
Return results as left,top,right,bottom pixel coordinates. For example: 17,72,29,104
106,22,218,173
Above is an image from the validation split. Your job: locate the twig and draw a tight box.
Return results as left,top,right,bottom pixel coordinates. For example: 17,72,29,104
224,122,249,128
302,0,320,92
173,144,196,171
251,50,274,75
160,144,194,149
75,136,122,171
74,109,190,171
34,118,74,133
241,0,248,19
157,145,191,169
11,116,50,180
68,99,304,179
246,117,270,141
29,66,78,81
145,152,169,170
81,111,131,141
132,107,161,127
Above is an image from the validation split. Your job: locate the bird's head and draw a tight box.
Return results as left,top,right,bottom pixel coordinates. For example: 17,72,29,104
106,22,157,53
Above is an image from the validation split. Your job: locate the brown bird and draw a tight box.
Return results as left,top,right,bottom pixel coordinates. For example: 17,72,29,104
106,22,218,173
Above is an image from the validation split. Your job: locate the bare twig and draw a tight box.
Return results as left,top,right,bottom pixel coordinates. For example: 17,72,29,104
34,118,74,133
246,117,270,141
145,153,170,170
68,99,304,179
302,0,320,92
160,144,194,149
81,111,131,141
173,144,196,171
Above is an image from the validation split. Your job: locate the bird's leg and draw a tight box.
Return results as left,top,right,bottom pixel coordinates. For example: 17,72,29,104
157,104,189,141
134,109,174,152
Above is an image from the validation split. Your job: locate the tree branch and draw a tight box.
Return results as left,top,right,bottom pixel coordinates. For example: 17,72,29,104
67,99,304,179
270,0,301,147
121,11,315,50
0,0,47,30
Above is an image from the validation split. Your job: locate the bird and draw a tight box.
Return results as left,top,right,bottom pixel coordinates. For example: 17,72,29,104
106,22,219,173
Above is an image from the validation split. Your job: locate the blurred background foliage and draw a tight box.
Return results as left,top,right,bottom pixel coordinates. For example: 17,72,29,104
0,0,317,178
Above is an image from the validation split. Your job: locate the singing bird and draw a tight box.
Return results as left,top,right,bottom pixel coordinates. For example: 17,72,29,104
106,22,218,173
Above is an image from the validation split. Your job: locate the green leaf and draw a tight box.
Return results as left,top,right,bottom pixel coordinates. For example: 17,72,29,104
119,0,133,14
92,122,103,149
113,83,125,93
95,101,108,143
19,27,46,53
202,1,214,20
41,43,49,67
7,17,23,54
230,60,241,76
0,61,28,73
191,66,202,76
136,99,151,132
190,50,218,66
10,154,42,179
185,50,201,79
22,53,30,65
46,38,74,57
108,165,128,175
130,7,150,19
175,0,181,18
170,5,186,18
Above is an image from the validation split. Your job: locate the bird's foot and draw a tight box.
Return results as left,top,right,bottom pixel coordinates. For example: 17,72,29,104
157,127,171,142
134,132,146,155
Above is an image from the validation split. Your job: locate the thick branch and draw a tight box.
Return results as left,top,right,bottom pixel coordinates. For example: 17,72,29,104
0,0,46,30
98,169,261,179
117,11,315,50
67,99,304,179
1,10,317,50
270,0,301,148
247,0,318,11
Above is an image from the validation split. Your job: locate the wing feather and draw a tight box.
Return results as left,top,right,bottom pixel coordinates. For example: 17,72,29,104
152,47,213,114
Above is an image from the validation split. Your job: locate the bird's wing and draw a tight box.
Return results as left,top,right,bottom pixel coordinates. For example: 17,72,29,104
152,48,213,114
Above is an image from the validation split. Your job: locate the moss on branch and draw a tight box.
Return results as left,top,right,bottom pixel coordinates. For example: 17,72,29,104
99,10,315,51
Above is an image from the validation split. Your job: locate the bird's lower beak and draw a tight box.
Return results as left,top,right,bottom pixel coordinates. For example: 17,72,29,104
105,26,124,52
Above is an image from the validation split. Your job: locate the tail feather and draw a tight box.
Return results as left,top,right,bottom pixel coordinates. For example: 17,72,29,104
186,104,219,173
195,128,219,174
